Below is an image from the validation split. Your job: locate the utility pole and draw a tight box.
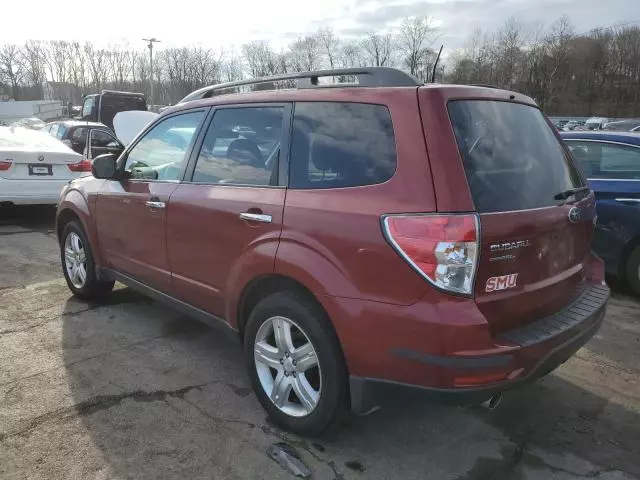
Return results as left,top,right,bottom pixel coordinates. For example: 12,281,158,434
142,38,161,106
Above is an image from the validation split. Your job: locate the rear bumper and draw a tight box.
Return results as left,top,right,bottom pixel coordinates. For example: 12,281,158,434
346,283,609,414
0,178,69,205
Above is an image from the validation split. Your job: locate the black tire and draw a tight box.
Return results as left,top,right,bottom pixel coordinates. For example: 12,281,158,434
60,220,114,299
244,291,348,436
625,245,640,296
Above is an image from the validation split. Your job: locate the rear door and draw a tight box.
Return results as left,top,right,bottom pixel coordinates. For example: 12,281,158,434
565,139,640,271
166,104,289,318
423,94,594,335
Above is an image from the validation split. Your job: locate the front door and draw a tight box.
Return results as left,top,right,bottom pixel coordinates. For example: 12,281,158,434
96,109,207,291
167,105,289,318
86,128,125,160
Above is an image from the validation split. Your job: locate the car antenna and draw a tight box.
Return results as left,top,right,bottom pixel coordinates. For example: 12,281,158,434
431,45,444,83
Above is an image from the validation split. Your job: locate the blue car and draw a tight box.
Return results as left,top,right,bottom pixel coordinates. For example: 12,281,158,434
561,131,640,294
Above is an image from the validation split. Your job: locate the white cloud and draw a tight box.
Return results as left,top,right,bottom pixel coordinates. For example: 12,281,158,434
1,0,636,50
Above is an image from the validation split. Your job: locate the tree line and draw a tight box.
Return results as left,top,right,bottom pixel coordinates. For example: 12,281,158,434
1,15,639,117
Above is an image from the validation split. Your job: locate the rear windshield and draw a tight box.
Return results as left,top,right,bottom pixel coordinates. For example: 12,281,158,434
448,100,584,213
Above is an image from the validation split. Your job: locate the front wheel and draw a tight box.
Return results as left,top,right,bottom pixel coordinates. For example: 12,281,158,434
244,291,348,436
60,221,114,299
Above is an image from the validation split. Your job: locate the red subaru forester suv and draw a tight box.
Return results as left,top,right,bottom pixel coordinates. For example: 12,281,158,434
56,67,609,436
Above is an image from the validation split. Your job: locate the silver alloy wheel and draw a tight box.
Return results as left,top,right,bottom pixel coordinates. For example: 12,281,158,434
254,316,321,417
64,232,87,289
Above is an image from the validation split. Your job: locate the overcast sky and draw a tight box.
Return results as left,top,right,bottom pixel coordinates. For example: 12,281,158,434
1,0,637,51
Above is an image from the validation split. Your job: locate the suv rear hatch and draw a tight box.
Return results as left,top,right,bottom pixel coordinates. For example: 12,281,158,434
420,89,595,335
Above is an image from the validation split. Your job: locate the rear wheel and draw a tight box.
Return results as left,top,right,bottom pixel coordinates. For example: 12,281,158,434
244,291,348,436
625,245,640,296
60,221,114,299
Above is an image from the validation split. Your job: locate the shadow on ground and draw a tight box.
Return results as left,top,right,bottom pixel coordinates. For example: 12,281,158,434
0,205,56,233
61,289,640,480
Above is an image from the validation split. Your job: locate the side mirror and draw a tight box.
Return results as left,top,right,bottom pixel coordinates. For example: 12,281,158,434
91,153,117,179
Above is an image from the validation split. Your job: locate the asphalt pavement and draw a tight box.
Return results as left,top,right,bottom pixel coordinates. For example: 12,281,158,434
1,205,639,480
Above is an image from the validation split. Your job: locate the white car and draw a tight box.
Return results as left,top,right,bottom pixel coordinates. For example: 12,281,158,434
0,126,91,205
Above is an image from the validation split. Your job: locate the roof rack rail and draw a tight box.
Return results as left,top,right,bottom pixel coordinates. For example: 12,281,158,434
470,84,503,89
178,67,422,104
100,89,145,97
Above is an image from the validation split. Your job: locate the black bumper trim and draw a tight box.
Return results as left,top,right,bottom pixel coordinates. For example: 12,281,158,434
392,348,512,369
499,284,609,347
350,292,607,415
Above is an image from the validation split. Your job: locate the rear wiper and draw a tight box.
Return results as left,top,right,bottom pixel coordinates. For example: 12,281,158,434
554,186,590,201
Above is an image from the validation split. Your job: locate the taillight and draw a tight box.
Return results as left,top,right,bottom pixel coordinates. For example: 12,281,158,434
382,214,479,295
67,159,92,172
0,160,12,171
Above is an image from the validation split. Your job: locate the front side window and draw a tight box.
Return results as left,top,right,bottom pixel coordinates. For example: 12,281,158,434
49,124,59,137
289,102,396,189
192,106,283,186
124,111,204,181
82,97,94,117
567,141,640,180
91,129,120,148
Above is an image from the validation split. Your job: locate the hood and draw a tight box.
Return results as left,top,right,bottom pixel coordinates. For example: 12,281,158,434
113,110,159,146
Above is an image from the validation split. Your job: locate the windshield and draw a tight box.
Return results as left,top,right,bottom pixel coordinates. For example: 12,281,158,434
448,100,584,213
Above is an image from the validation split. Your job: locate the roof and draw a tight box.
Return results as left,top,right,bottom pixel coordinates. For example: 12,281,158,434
560,131,640,145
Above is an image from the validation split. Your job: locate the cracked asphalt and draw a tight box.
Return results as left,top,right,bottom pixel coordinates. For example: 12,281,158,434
1,205,639,480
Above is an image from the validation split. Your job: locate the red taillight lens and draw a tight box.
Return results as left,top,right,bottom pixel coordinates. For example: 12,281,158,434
383,214,479,295
67,159,92,172
0,160,12,171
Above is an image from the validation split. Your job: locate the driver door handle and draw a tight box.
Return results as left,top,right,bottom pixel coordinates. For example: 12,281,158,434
145,200,166,209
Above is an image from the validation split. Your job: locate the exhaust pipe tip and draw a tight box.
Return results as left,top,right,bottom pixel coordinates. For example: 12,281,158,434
480,393,503,410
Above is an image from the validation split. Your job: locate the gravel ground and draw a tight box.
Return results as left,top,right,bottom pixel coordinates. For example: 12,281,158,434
1,205,639,480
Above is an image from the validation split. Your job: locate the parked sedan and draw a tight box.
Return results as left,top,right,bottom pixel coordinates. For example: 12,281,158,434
42,120,124,159
562,131,640,294
0,126,92,205
602,120,640,133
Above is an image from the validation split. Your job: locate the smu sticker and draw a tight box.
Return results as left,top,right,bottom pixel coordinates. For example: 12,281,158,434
486,273,519,292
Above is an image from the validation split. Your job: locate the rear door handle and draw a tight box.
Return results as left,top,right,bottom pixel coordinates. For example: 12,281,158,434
239,212,272,223
145,201,166,209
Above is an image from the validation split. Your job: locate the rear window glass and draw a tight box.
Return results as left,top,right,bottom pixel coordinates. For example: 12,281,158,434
289,102,396,189
448,100,584,213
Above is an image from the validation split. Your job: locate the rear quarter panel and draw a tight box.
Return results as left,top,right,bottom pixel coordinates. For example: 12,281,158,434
276,89,436,305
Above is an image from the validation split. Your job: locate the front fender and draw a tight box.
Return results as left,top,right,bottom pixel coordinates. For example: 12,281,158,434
56,188,103,267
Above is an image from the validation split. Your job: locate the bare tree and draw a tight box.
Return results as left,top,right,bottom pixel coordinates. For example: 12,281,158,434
361,32,395,67
317,28,340,69
242,41,280,77
0,44,23,99
398,16,438,78
338,41,365,69
288,36,321,72
21,40,47,88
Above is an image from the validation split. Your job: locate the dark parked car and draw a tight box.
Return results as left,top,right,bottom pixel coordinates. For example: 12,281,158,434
79,90,147,131
56,67,608,436
562,131,640,294
42,121,125,160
